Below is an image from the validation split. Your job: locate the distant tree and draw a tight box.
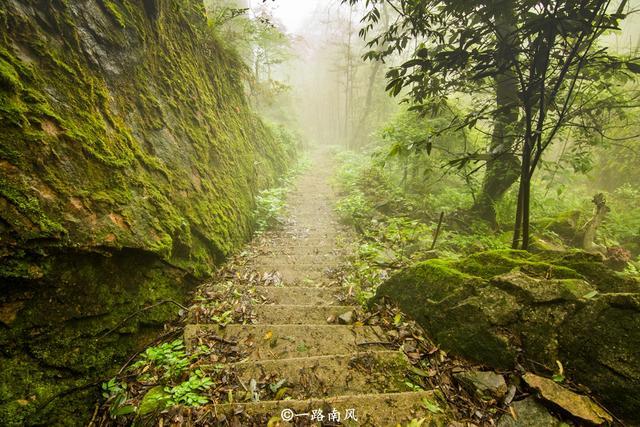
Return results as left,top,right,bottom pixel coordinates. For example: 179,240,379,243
347,0,637,249
205,1,292,105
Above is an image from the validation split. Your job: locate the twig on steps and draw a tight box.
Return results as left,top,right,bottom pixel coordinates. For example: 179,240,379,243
205,333,238,346
357,341,397,348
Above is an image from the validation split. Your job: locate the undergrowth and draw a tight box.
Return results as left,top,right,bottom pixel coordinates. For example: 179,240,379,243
101,340,213,419
253,153,310,234
332,148,640,305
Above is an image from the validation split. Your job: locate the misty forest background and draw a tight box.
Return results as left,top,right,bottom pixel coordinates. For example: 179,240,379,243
233,0,640,268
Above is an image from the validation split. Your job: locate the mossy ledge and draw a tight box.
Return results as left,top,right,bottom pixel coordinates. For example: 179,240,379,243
0,0,292,424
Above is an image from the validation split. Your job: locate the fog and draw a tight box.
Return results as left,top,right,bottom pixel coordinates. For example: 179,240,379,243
248,0,640,149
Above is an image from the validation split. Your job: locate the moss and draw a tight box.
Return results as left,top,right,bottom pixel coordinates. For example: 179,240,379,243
0,57,22,92
0,177,67,237
0,0,295,423
536,209,582,242
0,248,198,425
376,259,477,307
560,295,640,420
557,251,638,293
376,259,519,368
456,249,582,280
103,1,127,28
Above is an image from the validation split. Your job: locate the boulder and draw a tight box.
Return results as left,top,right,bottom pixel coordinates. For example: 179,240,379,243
537,210,582,244
376,250,640,422
560,293,640,419
523,373,612,425
453,370,507,400
498,397,561,427
338,311,354,325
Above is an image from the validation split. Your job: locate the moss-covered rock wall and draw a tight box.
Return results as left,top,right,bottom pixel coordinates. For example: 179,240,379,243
0,0,291,424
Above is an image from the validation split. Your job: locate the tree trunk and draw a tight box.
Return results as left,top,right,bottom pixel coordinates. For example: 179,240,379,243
511,176,524,249
474,0,521,226
512,144,533,250
350,60,381,148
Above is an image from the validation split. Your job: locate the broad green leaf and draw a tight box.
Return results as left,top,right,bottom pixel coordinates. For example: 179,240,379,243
421,397,443,414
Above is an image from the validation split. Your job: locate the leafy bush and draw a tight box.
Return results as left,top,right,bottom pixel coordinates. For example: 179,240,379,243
334,190,373,225
130,339,191,380
165,370,214,407
254,186,288,233
101,340,214,419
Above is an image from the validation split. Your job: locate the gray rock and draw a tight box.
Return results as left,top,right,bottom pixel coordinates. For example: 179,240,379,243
498,397,561,427
338,311,354,324
376,252,640,420
523,373,612,425
453,370,507,400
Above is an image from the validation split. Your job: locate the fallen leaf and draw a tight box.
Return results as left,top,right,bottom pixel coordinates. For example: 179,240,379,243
421,397,443,414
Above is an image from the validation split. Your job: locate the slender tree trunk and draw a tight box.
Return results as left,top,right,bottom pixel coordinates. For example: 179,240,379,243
350,60,381,147
474,0,521,226
514,103,534,249
521,142,532,249
344,6,354,148
511,177,524,248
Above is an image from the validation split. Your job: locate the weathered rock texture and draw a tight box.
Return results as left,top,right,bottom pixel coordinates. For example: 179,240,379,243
0,0,291,424
376,250,640,422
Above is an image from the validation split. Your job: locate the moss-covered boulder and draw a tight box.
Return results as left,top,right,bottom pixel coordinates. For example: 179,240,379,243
374,259,520,368
0,0,293,424
376,250,640,422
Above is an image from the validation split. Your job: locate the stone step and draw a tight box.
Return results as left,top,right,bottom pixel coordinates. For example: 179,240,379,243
253,238,339,246
256,286,341,305
194,391,444,426
211,351,414,401
250,248,347,258
252,246,346,256
286,198,334,204
246,267,329,284
284,218,339,226
252,305,356,324
270,235,340,245
184,324,390,359
250,253,342,266
262,236,340,244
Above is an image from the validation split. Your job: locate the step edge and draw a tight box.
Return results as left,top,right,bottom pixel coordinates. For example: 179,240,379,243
208,390,436,409
198,350,405,369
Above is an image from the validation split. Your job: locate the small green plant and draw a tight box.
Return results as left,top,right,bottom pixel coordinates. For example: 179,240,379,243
211,309,233,326
102,378,134,418
165,370,214,407
254,186,288,233
252,152,309,234
130,339,191,380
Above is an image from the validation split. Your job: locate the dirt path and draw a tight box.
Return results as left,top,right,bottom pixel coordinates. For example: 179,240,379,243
182,149,441,425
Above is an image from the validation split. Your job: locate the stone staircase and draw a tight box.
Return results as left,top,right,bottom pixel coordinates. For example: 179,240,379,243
181,150,442,425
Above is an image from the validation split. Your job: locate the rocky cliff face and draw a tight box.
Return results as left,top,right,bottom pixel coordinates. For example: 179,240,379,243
0,0,291,424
